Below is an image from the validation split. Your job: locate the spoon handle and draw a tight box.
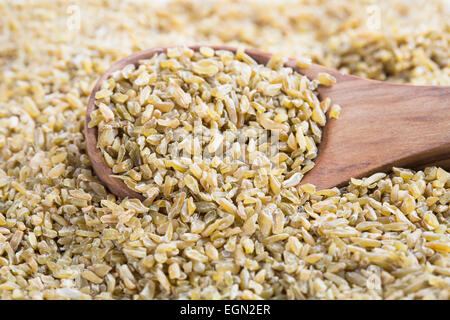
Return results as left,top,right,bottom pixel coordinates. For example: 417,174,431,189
302,78,450,189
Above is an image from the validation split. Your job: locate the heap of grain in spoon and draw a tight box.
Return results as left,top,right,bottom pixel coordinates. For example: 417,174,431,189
89,46,338,216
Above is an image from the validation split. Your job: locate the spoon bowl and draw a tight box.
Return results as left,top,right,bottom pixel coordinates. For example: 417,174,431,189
85,45,450,200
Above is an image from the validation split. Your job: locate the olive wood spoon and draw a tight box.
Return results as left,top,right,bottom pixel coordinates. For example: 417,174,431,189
85,45,450,200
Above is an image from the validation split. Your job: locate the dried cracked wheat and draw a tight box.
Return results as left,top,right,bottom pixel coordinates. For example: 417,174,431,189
0,0,448,300
90,47,330,203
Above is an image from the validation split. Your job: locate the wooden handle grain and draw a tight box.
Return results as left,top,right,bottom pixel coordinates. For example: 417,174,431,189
301,77,450,189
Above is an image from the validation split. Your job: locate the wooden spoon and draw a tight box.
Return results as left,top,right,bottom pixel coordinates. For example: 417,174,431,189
85,45,450,200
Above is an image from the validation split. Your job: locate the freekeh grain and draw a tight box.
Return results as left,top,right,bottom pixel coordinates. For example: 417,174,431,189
91,48,329,201
0,0,448,300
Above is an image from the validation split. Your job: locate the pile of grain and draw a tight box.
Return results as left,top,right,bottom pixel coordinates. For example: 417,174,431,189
0,0,448,300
